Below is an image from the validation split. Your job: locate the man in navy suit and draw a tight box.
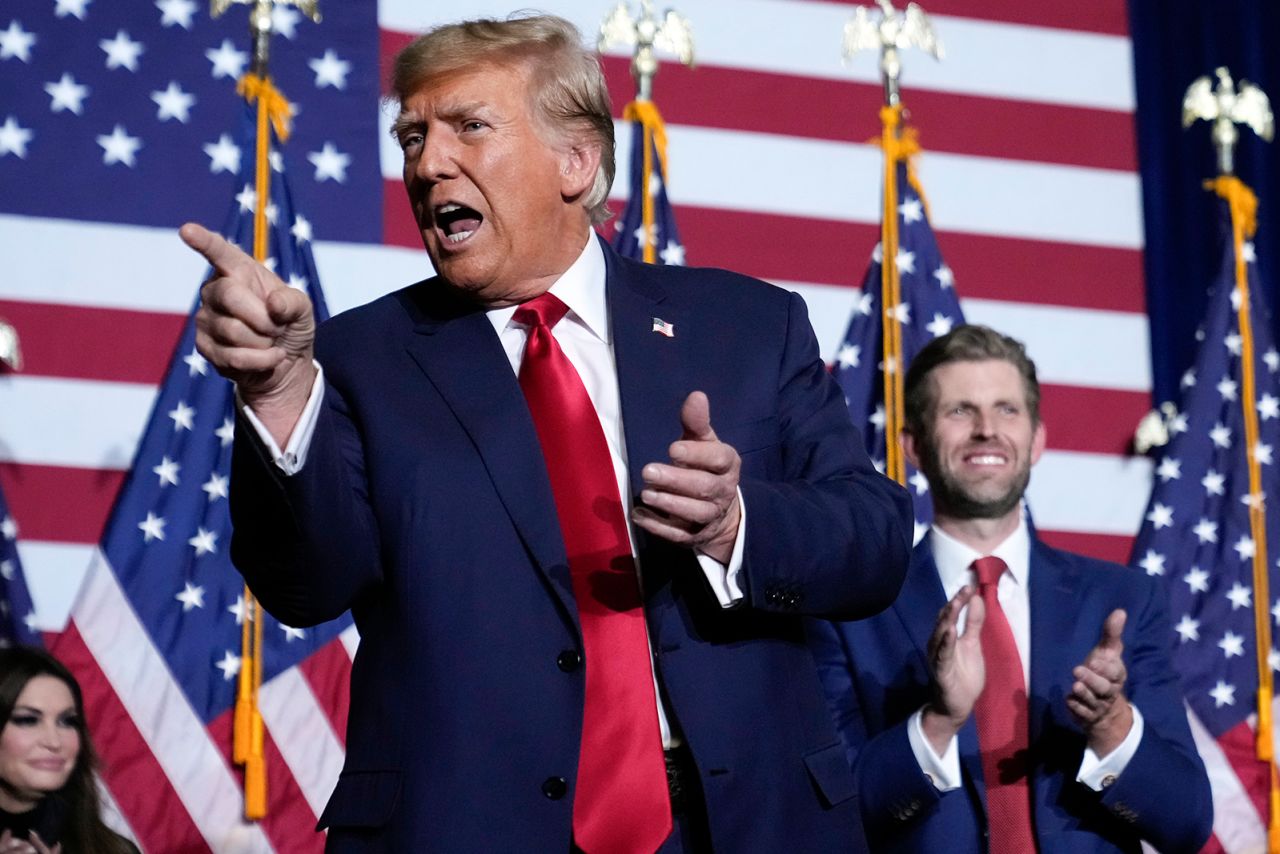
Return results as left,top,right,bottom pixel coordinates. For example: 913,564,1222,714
180,14,912,853
809,324,1212,852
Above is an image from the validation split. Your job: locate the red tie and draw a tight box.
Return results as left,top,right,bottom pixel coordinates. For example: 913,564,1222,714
971,556,1037,852
515,293,671,854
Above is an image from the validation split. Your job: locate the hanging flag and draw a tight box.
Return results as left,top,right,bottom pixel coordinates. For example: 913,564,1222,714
48,93,354,853
834,117,964,542
3,3,1157,598
611,100,685,265
1129,178,1280,854
0,485,41,647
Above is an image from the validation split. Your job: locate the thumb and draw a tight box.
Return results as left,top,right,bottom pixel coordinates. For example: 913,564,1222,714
1101,608,1126,651
266,285,313,328
680,390,716,441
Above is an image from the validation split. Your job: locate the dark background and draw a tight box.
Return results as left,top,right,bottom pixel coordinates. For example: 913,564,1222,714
1130,0,1280,404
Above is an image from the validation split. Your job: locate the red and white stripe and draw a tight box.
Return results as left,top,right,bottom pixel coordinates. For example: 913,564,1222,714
47,551,355,851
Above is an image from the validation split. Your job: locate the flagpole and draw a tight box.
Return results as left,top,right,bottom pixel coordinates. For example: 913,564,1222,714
843,0,942,486
600,0,694,265
879,104,905,483
1185,67,1278,850
208,0,319,822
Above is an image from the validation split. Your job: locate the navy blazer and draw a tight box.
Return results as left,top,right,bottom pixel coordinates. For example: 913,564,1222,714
229,241,913,852
808,534,1213,853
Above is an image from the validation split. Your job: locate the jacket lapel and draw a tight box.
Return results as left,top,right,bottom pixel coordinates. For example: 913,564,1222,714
1028,537,1081,746
402,286,580,636
1027,535,1086,834
605,242,690,502
893,542,948,662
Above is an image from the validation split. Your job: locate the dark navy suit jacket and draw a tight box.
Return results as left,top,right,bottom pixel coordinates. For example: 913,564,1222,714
808,534,1213,853
228,241,913,851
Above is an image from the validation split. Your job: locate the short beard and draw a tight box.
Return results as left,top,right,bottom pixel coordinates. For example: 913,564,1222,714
917,441,1028,521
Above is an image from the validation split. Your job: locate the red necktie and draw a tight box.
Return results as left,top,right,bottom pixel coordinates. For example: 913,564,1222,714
971,556,1037,852
515,293,671,854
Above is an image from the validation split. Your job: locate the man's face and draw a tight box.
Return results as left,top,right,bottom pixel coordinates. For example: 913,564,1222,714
904,359,1046,521
394,62,599,306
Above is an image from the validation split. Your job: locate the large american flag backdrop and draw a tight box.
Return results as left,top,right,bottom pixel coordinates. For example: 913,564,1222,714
2,0,1160,849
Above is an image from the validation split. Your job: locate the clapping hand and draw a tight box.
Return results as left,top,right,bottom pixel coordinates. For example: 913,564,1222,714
1067,608,1133,757
920,586,987,755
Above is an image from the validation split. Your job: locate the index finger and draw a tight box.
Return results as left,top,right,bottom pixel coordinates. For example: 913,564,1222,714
180,222,253,276
669,436,736,473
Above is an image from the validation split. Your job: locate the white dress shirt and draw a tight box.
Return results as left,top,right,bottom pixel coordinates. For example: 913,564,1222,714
905,517,1144,793
242,234,747,747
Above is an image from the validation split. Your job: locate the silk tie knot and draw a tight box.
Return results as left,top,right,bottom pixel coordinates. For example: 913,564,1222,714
514,291,570,330
973,555,1007,592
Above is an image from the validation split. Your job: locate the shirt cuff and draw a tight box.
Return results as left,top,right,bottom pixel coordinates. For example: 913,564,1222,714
907,707,962,791
695,487,746,608
237,362,326,476
1077,703,1145,791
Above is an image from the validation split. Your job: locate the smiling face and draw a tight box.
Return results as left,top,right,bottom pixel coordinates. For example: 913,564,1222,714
394,61,600,307
0,675,81,812
904,358,1046,526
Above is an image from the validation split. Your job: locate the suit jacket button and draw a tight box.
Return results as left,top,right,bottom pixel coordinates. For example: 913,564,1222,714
542,777,568,800
557,650,582,672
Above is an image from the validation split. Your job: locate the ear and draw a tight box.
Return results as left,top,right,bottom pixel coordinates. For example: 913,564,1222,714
1030,420,1047,466
560,140,601,200
901,428,923,471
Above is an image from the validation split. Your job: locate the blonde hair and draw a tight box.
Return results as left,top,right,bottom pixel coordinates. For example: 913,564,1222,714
391,14,616,224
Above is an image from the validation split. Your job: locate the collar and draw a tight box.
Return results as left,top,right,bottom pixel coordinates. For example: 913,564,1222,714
486,233,607,341
929,513,1031,591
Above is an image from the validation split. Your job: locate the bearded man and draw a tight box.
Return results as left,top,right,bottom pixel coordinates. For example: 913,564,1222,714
808,324,1212,853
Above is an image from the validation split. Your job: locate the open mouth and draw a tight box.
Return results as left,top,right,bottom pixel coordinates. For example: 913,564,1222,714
435,203,483,244
963,451,1008,467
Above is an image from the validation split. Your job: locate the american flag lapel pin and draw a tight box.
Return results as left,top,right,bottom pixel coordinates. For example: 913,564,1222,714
651,317,675,338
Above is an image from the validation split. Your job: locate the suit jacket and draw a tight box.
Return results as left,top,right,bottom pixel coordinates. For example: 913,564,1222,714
808,534,1213,853
229,240,914,852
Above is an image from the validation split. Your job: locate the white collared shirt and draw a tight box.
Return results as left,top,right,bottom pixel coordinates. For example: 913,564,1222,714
929,519,1033,687
905,517,1144,793
244,234,746,748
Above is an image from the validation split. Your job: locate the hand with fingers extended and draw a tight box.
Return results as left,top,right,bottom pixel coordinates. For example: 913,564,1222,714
1068,608,1133,757
180,222,317,445
631,391,742,565
921,586,986,756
